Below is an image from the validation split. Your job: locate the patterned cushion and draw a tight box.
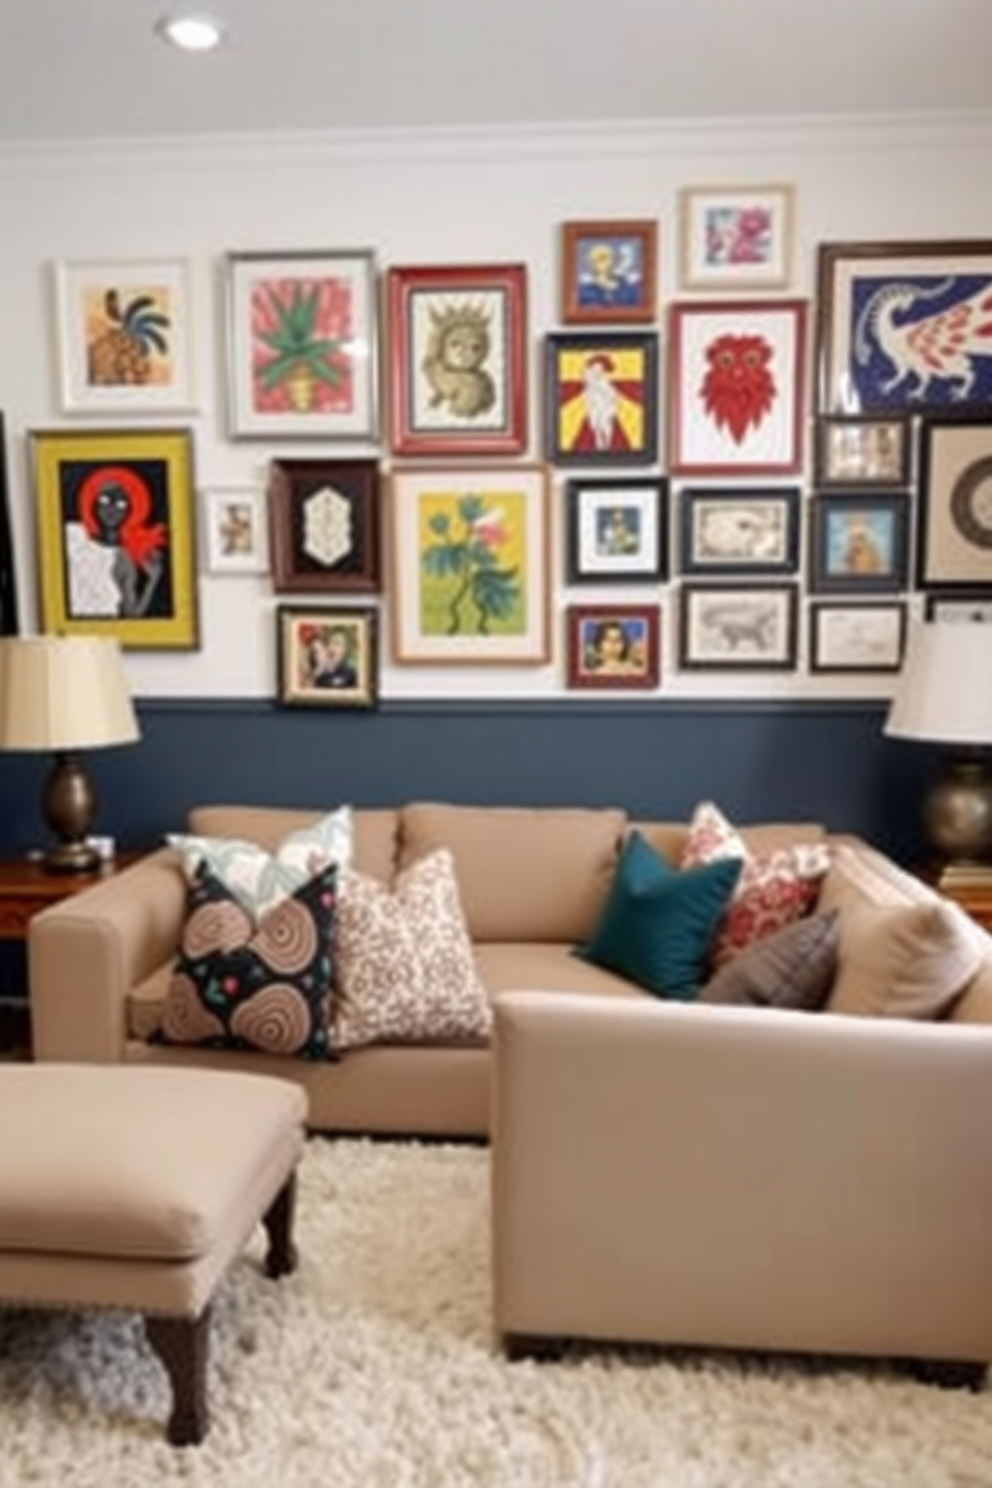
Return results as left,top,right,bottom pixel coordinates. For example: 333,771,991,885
333,849,491,1050
700,910,840,1010
681,801,831,967
160,862,336,1059
167,806,352,923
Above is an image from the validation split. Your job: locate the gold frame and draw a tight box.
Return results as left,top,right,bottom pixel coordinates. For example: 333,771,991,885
31,426,199,649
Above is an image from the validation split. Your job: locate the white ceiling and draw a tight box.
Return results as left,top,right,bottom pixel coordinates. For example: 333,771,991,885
0,0,989,145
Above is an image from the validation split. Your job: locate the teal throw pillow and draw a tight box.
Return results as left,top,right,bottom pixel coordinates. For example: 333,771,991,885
575,830,742,1000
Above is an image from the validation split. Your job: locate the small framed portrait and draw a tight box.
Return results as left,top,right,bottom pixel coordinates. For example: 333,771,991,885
565,477,668,584
268,458,380,594
924,592,992,623
810,492,909,594
565,604,661,690
678,184,795,292
545,331,659,467
225,249,379,441
917,414,992,589
53,258,196,414
559,220,658,325
815,414,911,489
809,600,907,673
202,487,269,575
29,426,199,650
679,486,799,576
667,300,806,476
276,605,378,709
678,583,798,671
386,263,527,457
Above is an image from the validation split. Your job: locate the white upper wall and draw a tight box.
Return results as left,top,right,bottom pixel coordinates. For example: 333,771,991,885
0,112,989,700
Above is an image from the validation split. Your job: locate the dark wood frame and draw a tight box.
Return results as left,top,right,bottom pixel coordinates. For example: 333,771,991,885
814,413,912,489
565,603,661,690
276,604,378,709
559,219,658,325
564,476,668,584
917,413,992,590
268,458,380,594
808,599,907,674
678,582,798,671
679,485,799,577
809,491,909,595
545,331,659,467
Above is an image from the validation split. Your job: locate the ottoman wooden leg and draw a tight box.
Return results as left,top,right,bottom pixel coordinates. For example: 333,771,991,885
263,1171,299,1279
145,1308,211,1446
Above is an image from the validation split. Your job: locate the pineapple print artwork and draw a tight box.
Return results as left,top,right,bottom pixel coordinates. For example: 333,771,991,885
250,275,355,416
85,284,173,388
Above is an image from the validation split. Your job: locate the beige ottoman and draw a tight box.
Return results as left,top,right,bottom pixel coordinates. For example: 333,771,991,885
0,1064,307,1445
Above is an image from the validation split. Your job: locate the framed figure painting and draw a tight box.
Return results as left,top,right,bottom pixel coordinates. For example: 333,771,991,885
559,220,658,324
545,332,659,467
565,604,661,690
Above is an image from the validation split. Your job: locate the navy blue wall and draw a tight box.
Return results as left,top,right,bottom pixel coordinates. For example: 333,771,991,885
0,699,935,869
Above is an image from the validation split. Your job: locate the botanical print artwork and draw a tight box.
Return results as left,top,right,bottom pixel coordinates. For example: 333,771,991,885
703,205,773,269
250,275,355,417
418,487,526,639
84,282,173,389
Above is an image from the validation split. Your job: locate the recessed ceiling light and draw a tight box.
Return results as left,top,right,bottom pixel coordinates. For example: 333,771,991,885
155,13,227,52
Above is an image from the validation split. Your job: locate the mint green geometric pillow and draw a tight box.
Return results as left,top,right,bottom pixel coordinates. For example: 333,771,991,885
167,806,352,924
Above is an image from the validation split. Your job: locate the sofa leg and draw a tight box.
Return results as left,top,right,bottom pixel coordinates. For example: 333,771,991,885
145,1308,211,1446
908,1358,987,1391
262,1172,298,1279
502,1331,566,1362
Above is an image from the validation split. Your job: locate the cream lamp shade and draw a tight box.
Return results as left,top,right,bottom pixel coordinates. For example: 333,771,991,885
884,620,992,878
0,635,139,871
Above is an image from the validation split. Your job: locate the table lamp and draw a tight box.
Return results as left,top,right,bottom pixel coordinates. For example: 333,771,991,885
884,619,992,886
0,635,140,872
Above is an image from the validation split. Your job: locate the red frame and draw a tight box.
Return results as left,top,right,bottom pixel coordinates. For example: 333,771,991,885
667,299,807,477
386,263,528,457
565,603,661,691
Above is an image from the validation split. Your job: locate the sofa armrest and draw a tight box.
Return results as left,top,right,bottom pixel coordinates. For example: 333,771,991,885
29,848,186,1063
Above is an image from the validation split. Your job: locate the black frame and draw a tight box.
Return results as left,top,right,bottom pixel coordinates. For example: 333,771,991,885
917,413,992,591
808,599,907,674
544,331,660,467
924,591,992,622
268,457,381,594
814,413,912,490
275,604,379,710
809,491,909,595
678,582,798,671
564,476,668,584
678,485,799,577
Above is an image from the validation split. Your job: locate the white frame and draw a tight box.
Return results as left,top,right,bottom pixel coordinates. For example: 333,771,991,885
202,486,269,575
54,258,195,414
679,184,795,291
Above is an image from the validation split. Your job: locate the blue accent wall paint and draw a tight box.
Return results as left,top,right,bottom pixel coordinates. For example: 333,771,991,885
0,699,935,869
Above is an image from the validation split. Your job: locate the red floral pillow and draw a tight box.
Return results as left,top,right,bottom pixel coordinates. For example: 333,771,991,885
681,801,831,968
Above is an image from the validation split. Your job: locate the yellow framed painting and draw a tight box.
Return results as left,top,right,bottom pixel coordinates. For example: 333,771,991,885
389,464,549,664
31,427,200,649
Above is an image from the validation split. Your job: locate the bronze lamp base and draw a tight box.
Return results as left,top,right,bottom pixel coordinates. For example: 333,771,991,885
924,750,992,888
42,751,100,874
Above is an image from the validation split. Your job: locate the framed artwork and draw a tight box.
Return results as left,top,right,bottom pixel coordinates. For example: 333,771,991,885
815,414,911,489
925,592,992,623
917,414,992,589
559,220,658,325
545,331,659,466
809,600,907,673
0,412,18,635
30,426,199,649
565,604,660,690
667,300,806,475
202,487,269,575
386,263,527,457
268,458,380,594
678,583,798,671
276,604,378,709
54,258,195,414
389,464,549,664
678,184,794,291
816,240,992,415
565,477,668,584
679,486,799,577
810,492,909,594
226,249,378,440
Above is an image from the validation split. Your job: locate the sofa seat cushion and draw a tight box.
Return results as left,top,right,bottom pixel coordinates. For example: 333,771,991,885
399,803,626,942
475,942,649,1001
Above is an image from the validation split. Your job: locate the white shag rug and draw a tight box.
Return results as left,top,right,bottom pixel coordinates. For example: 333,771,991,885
1,1139,991,1488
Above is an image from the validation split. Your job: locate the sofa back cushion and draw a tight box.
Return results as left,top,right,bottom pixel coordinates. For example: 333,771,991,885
187,805,399,883
398,804,626,942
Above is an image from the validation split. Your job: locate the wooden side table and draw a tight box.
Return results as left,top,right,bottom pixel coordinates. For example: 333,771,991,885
0,851,143,1055
933,878,992,936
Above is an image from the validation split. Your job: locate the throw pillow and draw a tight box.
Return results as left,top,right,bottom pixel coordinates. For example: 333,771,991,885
167,805,352,923
700,909,840,1011
826,897,984,1020
160,861,336,1059
681,800,831,967
333,848,491,1050
574,830,742,1000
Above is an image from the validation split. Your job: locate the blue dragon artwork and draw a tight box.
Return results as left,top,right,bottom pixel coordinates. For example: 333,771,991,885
850,273,992,410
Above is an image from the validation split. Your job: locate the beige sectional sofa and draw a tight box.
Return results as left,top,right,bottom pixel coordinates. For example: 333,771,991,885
28,801,992,1142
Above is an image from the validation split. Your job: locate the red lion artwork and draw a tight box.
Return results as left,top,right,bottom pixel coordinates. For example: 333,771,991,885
699,333,776,444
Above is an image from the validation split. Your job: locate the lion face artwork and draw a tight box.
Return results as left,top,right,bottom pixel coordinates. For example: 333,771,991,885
699,333,776,445
421,302,497,420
